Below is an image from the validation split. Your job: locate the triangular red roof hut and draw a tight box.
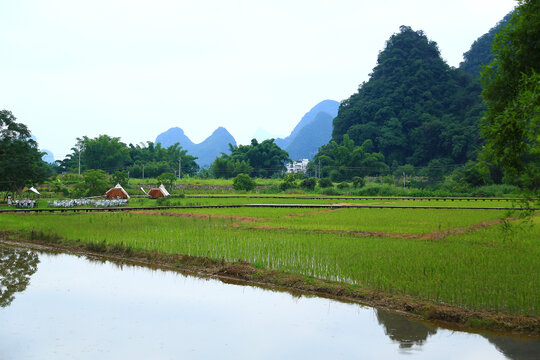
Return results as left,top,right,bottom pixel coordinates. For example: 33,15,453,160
105,184,130,199
148,184,170,199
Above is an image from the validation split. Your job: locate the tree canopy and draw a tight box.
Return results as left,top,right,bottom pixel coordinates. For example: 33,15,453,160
310,135,388,182
480,0,540,191
0,110,50,194
211,139,290,178
58,136,199,178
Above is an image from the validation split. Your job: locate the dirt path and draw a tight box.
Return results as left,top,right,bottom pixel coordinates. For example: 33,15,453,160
129,210,261,223
247,218,509,239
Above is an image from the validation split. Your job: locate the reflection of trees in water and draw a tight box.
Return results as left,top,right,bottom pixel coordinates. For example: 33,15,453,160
376,309,437,349
483,335,540,360
376,309,540,359
0,246,39,307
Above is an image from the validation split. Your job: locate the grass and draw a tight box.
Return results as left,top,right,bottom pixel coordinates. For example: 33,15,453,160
1,207,538,317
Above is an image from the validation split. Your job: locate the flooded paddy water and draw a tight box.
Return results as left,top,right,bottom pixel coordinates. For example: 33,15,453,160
0,244,538,359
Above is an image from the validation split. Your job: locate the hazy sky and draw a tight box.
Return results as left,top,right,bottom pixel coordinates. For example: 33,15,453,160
0,0,516,159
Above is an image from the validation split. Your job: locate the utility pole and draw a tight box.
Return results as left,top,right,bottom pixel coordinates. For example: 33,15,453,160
142,164,145,186
127,170,130,185
318,160,321,179
78,149,81,176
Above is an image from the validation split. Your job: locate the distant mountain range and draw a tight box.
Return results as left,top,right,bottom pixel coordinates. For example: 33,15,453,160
252,128,284,143
155,127,236,167
31,135,56,164
41,150,55,164
154,100,339,167
275,99,339,160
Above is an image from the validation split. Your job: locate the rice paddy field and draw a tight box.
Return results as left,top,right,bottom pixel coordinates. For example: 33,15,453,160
1,196,538,318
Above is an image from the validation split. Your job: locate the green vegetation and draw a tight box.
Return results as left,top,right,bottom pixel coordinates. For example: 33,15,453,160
58,136,199,177
310,135,388,181
480,0,540,192
232,174,256,191
1,207,537,317
210,139,290,179
0,110,51,194
460,11,513,78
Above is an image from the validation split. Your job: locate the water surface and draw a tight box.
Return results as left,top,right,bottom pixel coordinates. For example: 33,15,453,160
0,245,538,359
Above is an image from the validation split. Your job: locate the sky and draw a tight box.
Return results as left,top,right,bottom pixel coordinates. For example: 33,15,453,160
0,0,517,160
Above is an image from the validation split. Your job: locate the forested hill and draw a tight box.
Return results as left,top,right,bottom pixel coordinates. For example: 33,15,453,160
331,26,485,167
459,11,513,78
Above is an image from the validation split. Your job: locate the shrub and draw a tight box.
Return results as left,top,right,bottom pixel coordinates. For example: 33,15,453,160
352,176,366,188
233,173,256,191
300,177,317,190
318,178,333,188
337,182,349,189
322,187,339,195
279,174,296,191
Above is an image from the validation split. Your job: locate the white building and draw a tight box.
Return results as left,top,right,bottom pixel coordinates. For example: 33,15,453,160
286,159,309,173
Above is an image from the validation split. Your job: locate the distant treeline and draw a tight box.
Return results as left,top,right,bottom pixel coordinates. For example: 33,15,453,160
57,135,199,178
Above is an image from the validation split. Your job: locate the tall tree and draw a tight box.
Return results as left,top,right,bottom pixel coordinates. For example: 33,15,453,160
311,135,388,181
480,0,540,190
79,135,131,172
0,110,49,194
211,139,290,178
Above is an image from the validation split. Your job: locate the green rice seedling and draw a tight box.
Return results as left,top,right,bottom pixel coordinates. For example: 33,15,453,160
1,210,537,316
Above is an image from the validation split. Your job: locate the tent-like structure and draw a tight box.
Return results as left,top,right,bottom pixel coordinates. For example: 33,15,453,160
148,184,170,199
105,184,130,199
21,186,41,197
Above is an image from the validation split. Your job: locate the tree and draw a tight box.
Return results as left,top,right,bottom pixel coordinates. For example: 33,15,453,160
312,135,388,181
480,0,540,191
318,178,333,188
79,135,131,173
211,139,290,179
73,169,109,197
279,173,296,191
0,247,39,308
111,170,128,187
128,142,199,177
300,177,317,190
0,110,50,194
232,173,256,191
157,172,176,192
352,176,366,188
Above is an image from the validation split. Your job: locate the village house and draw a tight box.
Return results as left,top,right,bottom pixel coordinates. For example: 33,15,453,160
286,159,309,174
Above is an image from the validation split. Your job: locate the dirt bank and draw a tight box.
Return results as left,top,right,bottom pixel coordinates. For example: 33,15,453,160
0,232,538,336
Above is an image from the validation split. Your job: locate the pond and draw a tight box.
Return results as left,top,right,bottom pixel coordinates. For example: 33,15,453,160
0,244,538,359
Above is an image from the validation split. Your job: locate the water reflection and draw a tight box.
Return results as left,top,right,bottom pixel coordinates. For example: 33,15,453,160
0,244,538,360
0,246,39,307
376,309,437,350
484,335,540,360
